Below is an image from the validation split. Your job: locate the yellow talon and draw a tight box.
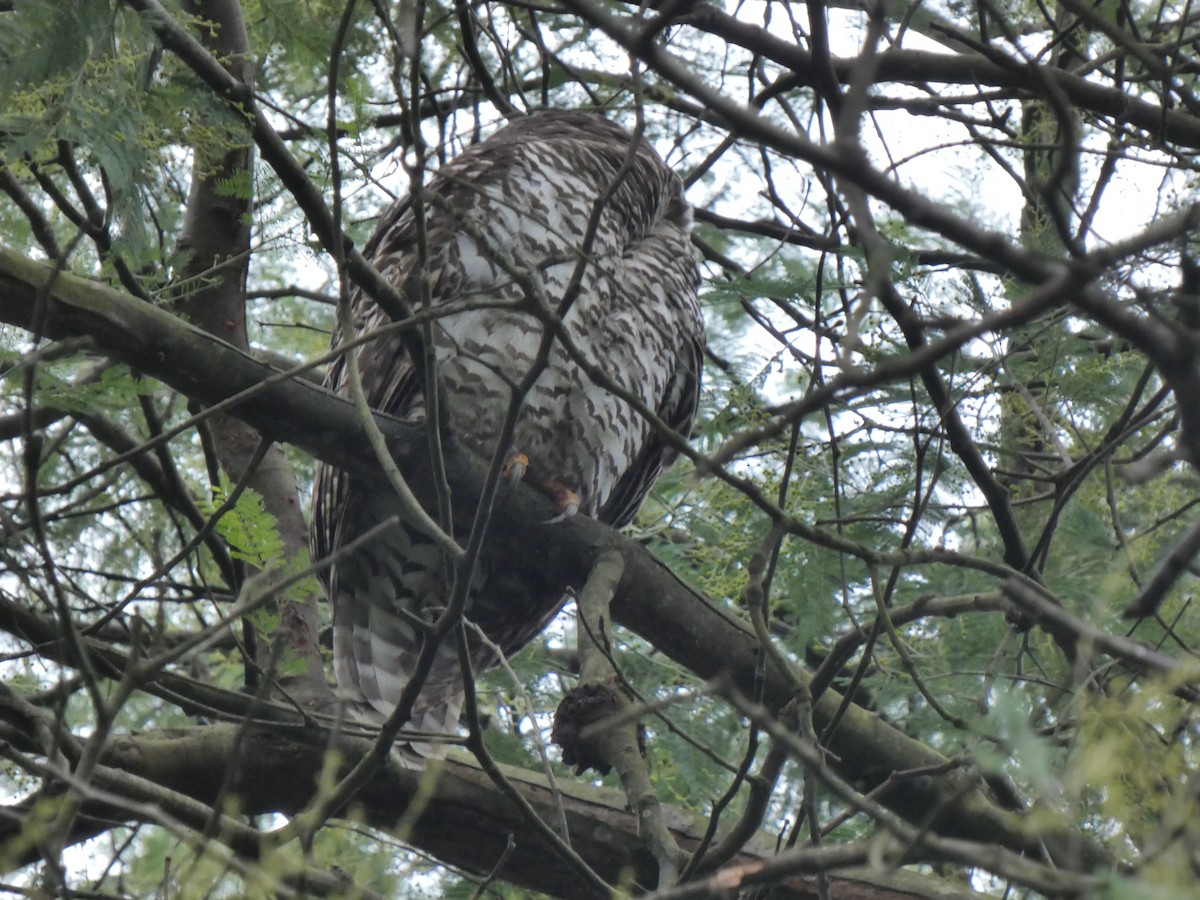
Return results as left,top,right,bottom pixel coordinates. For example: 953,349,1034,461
502,451,529,484
542,483,581,523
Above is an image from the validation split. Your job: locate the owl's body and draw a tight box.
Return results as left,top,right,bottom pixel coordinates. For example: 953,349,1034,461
312,111,703,753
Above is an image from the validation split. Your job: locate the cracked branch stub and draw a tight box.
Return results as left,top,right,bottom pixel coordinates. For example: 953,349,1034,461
552,680,646,776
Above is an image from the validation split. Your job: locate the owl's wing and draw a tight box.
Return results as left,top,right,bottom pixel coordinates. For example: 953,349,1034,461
598,329,704,529
309,260,421,604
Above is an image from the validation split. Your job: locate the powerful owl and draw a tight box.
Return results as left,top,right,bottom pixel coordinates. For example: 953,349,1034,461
311,110,704,756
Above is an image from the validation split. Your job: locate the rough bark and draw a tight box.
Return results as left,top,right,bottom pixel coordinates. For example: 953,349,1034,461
168,0,328,703
0,721,995,899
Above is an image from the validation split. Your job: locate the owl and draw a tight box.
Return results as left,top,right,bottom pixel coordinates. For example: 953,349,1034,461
311,110,703,757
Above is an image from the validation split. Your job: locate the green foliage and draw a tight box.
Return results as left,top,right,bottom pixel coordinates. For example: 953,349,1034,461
197,476,321,609
29,364,154,416
0,1,247,262
199,478,286,571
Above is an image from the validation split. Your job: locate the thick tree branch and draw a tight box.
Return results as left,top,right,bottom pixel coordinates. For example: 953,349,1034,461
168,0,327,701
0,722,994,900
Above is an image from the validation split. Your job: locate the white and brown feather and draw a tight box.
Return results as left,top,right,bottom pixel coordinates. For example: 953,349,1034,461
311,111,703,754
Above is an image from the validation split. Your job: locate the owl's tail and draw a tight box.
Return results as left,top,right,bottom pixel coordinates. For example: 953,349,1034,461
330,539,470,765
334,623,468,765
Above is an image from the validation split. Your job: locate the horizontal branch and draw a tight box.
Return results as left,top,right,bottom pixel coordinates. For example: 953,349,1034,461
0,248,1107,869
0,722,991,899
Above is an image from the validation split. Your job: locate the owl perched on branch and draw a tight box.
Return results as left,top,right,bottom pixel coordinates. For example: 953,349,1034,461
311,110,704,757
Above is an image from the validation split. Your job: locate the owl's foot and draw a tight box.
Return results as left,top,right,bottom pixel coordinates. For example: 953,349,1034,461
502,459,579,521
538,478,580,523
502,451,529,484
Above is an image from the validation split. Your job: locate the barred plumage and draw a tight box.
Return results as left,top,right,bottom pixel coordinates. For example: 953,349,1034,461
311,111,704,757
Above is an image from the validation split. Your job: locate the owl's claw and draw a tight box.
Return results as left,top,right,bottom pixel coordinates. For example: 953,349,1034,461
506,463,579,521
502,451,529,485
541,483,581,523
